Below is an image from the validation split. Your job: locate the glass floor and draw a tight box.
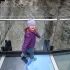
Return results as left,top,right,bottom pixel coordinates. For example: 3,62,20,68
0,52,70,70
0,55,54,70
0,56,1,60
53,52,70,70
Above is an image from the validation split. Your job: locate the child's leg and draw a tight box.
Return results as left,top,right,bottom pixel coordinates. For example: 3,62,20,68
21,57,28,63
27,48,34,59
26,52,30,57
21,48,28,63
21,49,27,57
27,48,36,61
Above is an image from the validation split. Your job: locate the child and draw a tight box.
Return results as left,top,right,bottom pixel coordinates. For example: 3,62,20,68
21,19,41,64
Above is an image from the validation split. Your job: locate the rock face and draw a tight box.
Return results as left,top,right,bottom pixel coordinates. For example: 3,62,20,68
0,0,70,51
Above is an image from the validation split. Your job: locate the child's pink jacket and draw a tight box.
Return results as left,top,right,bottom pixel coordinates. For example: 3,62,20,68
22,29,41,53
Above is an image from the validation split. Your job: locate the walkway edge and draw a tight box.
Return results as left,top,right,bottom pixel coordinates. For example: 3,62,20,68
0,56,5,69
50,54,59,70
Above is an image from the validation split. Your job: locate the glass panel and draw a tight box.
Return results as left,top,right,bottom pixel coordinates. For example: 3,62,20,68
1,55,54,70
0,20,57,51
0,0,70,52
53,20,70,50
53,52,70,70
1,57,25,70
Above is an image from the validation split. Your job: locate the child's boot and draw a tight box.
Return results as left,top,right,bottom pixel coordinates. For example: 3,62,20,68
30,57,37,61
21,53,28,63
21,53,27,57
